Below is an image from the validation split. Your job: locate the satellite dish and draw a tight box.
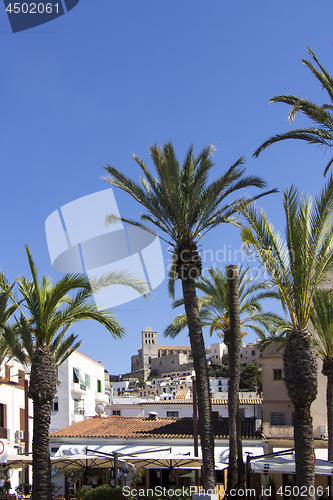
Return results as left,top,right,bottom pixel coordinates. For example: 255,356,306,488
95,404,105,416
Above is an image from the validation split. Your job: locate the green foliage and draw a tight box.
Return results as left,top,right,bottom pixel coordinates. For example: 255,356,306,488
254,46,333,176
240,177,333,330
239,362,262,392
208,362,262,391
165,266,285,342
102,142,276,298
15,483,32,496
208,363,229,378
76,485,132,500
136,379,146,389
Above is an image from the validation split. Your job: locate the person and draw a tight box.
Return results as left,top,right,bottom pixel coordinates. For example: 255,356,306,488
3,478,11,493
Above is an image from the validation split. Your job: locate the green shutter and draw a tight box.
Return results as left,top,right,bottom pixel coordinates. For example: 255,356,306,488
73,368,86,390
97,379,102,392
85,374,90,388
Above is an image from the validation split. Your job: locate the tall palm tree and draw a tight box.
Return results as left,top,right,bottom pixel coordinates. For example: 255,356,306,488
165,265,284,494
0,246,149,500
254,47,333,176
226,265,243,494
102,141,276,489
311,291,333,500
239,177,333,498
164,266,284,344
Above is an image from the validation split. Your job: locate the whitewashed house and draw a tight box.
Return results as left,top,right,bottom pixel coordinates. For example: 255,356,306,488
50,351,108,433
0,355,33,491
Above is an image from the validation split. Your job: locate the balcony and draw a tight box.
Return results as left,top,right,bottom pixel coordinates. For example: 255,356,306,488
0,427,7,439
71,382,87,395
94,392,109,404
71,412,85,423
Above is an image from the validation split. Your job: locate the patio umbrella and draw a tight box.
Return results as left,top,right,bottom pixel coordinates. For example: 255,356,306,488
119,451,203,470
0,454,32,470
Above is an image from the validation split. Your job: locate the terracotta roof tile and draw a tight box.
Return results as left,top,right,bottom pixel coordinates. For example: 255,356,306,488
174,389,190,400
50,416,259,440
140,398,262,405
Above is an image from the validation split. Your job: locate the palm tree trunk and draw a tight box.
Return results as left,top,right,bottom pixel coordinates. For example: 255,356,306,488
29,344,57,500
227,266,242,495
293,406,315,497
323,366,333,499
181,277,216,491
31,399,53,499
237,408,245,492
283,327,317,499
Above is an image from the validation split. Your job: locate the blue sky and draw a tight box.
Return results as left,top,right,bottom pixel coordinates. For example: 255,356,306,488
1,1,333,375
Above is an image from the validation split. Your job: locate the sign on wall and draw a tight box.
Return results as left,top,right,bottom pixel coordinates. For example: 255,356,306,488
0,439,7,463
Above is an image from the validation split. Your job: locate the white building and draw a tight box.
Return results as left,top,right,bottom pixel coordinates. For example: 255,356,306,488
0,355,33,491
50,351,108,433
209,342,228,365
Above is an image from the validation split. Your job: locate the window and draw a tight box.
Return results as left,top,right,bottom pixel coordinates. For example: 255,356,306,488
73,368,79,383
85,374,91,388
273,369,283,380
97,379,102,393
74,399,80,414
73,368,86,390
51,400,59,412
271,413,285,425
251,350,255,356
152,339,154,344
0,404,7,428
167,411,179,417
20,408,25,431
113,410,121,416
18,370,25,387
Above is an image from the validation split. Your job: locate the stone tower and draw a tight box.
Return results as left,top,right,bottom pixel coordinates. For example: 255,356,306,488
142,326,158,374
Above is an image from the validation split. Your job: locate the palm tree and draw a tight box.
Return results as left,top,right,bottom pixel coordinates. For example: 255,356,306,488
311,291,333,500
254,47,333,176
226,265,243,494
102,141,276,489
0,276,19,364
239,177,333,498
0,246,149,500
165,264,284,494
164,265,285,344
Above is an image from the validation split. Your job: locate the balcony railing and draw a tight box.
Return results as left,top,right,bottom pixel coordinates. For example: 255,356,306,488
71,382,87,394
94,392,109,403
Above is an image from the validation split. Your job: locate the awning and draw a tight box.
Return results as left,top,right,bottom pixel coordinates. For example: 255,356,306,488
251,452,333,476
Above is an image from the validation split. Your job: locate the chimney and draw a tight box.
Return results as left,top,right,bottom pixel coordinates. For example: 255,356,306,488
148,411,158,421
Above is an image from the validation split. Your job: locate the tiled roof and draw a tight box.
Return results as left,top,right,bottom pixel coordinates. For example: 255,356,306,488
174,389,190,400
50,416,258,440
141,398,262,405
